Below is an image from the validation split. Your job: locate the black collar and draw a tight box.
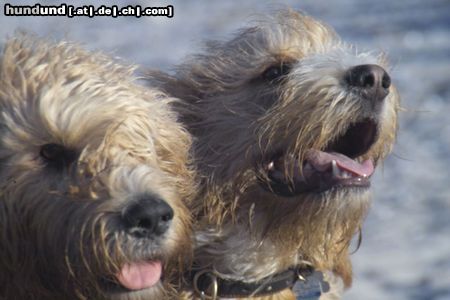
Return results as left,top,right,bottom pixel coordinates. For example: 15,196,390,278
190,266,330,299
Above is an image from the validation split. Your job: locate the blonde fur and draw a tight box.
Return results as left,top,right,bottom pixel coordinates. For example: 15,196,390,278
0,35,195,299
149,10,399,300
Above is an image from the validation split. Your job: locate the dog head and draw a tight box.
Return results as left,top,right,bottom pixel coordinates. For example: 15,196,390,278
0,35,195,299
151,10,399,285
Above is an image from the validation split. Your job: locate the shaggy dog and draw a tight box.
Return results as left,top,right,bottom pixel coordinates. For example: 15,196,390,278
150,10,399,300
0,36,195,300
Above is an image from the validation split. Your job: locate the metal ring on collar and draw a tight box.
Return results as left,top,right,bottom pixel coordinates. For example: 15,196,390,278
296,262,314,282
193,269,218,300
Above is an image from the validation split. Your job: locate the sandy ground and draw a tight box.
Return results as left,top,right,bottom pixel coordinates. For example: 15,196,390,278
1,1,449,299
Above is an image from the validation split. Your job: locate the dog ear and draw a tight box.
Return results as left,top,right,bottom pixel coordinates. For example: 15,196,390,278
145,70,202,102
145,70,203,126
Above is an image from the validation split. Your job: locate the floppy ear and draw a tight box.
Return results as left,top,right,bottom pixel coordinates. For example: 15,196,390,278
145,69,204,103
145,69,204,127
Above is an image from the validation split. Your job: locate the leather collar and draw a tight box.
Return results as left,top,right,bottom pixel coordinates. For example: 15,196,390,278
191,266,330,299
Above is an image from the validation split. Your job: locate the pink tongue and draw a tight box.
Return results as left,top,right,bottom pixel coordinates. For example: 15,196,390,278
306,150,374,177
116,261,162,291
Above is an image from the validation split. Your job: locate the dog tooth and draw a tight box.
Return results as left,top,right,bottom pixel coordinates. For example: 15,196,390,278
303,162,313,171
331,160,339,177
342,170,352,179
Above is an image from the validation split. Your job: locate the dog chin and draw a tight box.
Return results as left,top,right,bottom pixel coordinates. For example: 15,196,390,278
108,281,166,300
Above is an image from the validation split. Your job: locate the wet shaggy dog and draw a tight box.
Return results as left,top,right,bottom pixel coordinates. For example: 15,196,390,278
0,36,195,299
151,10,400,299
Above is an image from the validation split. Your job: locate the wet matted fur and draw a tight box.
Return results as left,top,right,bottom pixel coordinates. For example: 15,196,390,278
0,35,195,299
150,10,400,300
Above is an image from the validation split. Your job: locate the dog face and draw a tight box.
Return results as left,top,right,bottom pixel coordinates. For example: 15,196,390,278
0,36,195,299
154,10,399,285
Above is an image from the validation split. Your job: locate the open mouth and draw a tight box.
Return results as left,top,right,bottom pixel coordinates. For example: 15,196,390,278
260,119,379,196
115,260,163,291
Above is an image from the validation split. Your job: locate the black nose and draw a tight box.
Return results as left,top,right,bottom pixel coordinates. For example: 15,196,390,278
345,64,391,101
122,195,174,238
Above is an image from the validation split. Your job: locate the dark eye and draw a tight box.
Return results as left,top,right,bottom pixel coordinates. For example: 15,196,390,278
40,143,77,170
262,63,291,82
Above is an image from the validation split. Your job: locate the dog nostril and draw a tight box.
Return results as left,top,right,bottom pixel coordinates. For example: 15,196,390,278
161,211,174,222
382,73,391,89
122,195,174,238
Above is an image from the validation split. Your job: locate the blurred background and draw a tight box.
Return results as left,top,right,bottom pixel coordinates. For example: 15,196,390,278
1,1,449,299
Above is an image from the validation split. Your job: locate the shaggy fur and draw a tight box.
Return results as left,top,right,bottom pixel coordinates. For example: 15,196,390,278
150,10,400,300
0,36,195,299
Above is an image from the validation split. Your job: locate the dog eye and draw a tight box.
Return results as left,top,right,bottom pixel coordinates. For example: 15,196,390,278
40,143,77,170
262,63,291,82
